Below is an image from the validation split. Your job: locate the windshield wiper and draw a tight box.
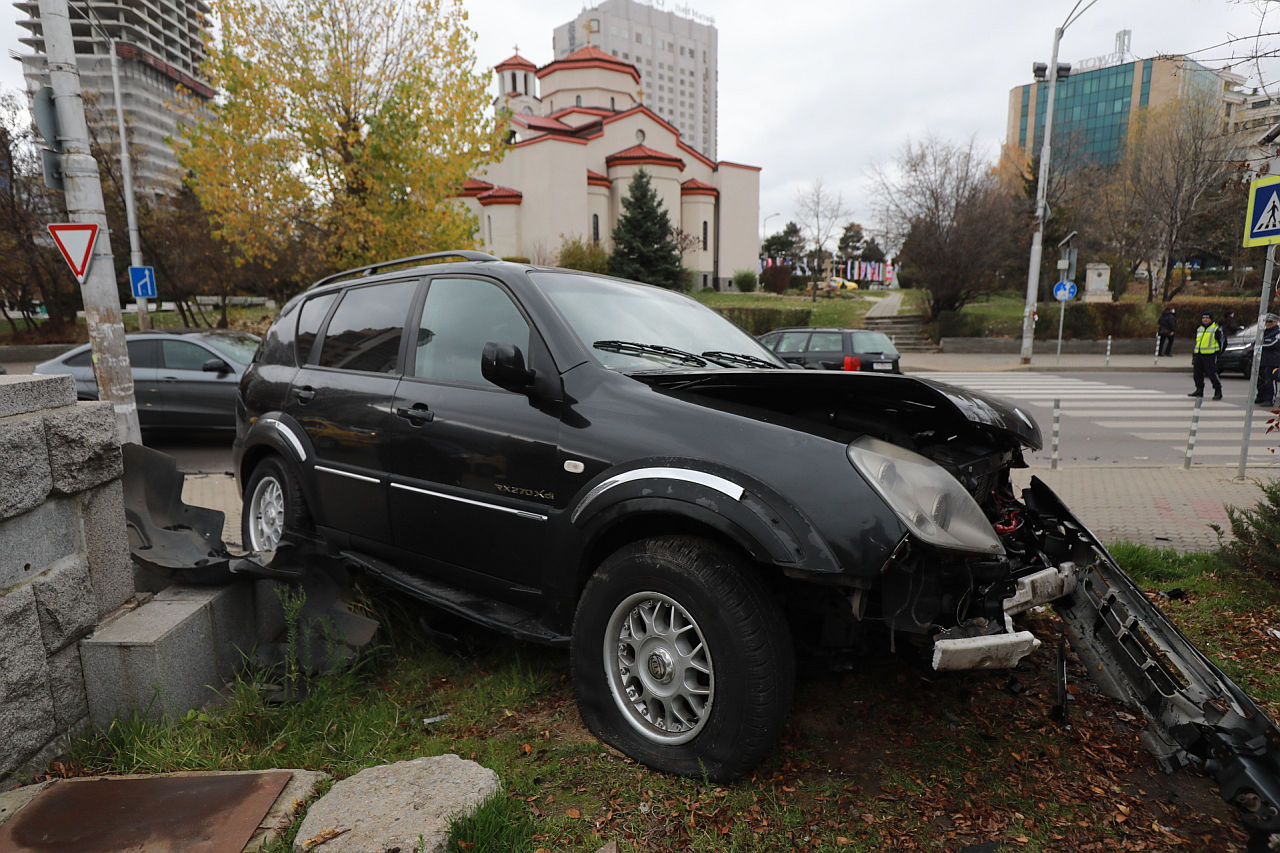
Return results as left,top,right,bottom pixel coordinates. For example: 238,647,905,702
699,350,780,369
593,340,708,367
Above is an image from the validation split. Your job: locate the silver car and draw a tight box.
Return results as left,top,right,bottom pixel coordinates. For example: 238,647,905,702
33,330,260,429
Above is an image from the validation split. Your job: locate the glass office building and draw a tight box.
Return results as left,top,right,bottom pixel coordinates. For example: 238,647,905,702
1007,56,1231,168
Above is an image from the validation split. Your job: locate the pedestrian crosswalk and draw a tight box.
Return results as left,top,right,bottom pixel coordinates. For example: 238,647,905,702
918,372,1280,461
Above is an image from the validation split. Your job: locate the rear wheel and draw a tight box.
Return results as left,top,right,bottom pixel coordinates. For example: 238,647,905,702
242,456,309,554
571,535,794,780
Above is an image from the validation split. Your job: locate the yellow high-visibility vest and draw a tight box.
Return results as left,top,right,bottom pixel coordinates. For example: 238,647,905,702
1194,323,1222,354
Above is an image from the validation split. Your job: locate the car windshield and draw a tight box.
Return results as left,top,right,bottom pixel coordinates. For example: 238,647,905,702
195,332,261,364
531,271,786,371
849,330,899,355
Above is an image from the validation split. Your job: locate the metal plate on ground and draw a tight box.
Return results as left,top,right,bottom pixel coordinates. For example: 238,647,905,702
0,771,293,852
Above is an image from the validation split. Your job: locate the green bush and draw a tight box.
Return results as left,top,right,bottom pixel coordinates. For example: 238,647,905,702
554,238,609,274
1034,302,1099,340
1214,478,1280,587
501,256,531,264
732,270,758,292
713,307,812,335
933,310,986,339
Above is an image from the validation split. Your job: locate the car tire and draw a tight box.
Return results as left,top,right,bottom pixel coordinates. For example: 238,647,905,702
571,535,794,781
241,456,310,555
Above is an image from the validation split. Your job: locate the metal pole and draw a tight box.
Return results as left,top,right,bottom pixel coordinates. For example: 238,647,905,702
107,36,149,330
1153,332,1160,366
1051,398,1061,470
1056,297,1065,362
1237,243,1277,480
1184,396,1203,470
1106,334,1112,368
38,0,140,444
1019,26,1063,366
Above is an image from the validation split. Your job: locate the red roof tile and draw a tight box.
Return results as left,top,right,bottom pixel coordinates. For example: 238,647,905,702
477,185,523,206
495,53,536,72
538,46,641,83
587,169,611,187
606,144,685,170
461,178,493,197
681,178,718,196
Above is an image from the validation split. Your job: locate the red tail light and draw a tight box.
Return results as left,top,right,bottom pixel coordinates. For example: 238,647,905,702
843,356,861,371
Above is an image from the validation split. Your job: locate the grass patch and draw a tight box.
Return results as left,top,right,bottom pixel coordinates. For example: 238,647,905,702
55,551,1274,852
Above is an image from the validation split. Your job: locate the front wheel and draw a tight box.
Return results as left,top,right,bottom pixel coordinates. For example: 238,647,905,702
571,535,794,781
241,456,309,554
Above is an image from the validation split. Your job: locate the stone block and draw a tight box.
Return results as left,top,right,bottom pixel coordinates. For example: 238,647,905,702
47,645,88,729
293,755,500,853
0,374,74,419
0,588,57,775
0,416,52,521
154,584,258,677
255,580,286,645
0,499,81,594
32,555,97,653
44,402,122,495
80,585,261,726
78,481,135,617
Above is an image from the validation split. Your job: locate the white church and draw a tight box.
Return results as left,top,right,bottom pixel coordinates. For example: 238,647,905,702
461,46,760,291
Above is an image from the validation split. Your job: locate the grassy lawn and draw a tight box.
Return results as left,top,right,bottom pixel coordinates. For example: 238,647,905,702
0,304,278,345
691,290,881,330
53,544,1279,852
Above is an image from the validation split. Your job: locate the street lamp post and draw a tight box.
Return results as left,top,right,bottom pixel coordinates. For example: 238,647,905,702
762,211,780,241
1019,2,1097,365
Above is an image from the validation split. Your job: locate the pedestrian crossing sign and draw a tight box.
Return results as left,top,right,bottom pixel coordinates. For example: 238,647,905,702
1244,175,1280,247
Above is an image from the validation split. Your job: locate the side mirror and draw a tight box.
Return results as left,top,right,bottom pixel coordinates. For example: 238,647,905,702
202,357,231,375
481,342,535,392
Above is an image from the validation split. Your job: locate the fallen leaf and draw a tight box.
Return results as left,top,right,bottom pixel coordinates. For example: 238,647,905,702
566,808,581,818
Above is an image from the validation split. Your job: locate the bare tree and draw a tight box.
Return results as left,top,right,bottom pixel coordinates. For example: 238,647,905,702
873,135,1019,319
1124,93,1236,301
795,178,848,298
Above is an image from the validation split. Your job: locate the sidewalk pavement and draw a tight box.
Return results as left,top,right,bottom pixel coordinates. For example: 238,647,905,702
899,350,1189,373
181,464,1264,557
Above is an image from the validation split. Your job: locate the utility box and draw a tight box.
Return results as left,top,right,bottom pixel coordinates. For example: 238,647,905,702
1084,263,1111,302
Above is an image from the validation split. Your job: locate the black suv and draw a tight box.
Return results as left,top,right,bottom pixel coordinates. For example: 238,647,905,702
234,252,1280,826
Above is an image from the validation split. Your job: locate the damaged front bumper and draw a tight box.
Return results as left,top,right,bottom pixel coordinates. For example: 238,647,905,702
1018,476,1280,840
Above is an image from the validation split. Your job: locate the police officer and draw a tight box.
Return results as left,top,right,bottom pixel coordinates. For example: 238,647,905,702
1188,311,1224,400
1256,314,1280,407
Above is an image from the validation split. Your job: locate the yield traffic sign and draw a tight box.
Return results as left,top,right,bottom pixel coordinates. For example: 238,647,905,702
129,266,157,299
1243,175,1280,247
47,223,99,283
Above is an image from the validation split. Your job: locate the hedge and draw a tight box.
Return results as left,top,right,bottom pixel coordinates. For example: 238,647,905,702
713,307,812,335
934,298,1261,342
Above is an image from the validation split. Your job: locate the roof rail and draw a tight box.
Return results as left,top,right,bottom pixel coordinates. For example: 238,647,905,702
307,250,499,290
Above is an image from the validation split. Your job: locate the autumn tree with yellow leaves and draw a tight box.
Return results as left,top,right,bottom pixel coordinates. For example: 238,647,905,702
177,0,506,273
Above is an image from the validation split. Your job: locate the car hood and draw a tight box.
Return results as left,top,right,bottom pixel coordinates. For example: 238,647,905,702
630,369,1043,451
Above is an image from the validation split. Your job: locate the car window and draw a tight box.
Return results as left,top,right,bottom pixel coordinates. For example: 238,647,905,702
63,349,92,367
127,339,159,368
849,331,899,355
775,332,809,353
758,333,778,349
162,340,214,370
316,280,417,374
413,277,530,386
807,332,843,352
197,332,260,364
296,292,339,365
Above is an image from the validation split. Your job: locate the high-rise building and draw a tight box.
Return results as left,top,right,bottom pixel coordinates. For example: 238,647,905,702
1005,31,1243,169
553,0,717,159
13,0,214,194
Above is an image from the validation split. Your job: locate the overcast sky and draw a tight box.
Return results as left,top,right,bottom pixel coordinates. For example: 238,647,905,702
2,0,1277,238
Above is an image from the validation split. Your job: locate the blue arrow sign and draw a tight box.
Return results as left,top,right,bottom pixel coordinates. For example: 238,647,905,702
129,265,157,300
1053,280,1076,302
1244,175,1280,247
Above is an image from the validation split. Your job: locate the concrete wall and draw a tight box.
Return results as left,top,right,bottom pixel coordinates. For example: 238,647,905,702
0,374,135,780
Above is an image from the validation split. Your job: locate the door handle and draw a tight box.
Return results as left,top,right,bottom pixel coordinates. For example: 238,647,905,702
296,386,316,404
395,404,433,425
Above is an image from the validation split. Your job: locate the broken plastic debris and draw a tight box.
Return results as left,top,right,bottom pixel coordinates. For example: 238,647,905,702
423,714,450,726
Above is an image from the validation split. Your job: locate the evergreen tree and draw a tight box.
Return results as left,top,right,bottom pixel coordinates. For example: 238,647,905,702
608,169,685,289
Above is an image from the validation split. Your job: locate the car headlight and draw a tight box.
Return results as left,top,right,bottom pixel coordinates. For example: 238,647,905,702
847,436,1005,555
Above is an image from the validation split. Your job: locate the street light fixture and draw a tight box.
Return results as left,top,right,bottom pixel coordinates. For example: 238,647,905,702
1019,1,1097,365
762,211,780,241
